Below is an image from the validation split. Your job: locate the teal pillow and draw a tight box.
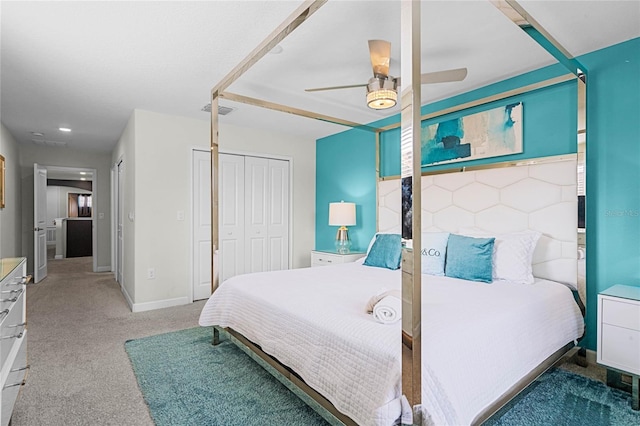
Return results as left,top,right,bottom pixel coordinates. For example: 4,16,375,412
364,234,402,270
445,234,495,283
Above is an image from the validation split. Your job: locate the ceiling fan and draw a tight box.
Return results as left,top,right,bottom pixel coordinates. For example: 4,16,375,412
305,40,468,110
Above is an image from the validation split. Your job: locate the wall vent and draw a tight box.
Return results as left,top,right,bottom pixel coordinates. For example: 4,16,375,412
201,103,235,115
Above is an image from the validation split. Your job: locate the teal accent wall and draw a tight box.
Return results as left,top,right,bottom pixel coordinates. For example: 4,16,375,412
316,128,377,252
579,38,640,350
315,38,640,351
380,67,577,176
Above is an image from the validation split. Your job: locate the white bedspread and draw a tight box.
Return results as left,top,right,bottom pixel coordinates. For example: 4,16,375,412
198,262,584,426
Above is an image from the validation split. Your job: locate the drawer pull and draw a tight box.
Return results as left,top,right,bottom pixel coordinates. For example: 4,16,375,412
0,288,23,303
1,331,24,340
3,381,26,390
10,365,30,374
7,322,27,329
0,309,9,320
1,289,23,294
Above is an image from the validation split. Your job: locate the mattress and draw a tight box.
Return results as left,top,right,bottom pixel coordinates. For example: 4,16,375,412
198,262,584,426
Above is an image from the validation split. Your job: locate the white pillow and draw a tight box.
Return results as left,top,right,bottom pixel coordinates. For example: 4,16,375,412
459,228,541,284
421,232,450,276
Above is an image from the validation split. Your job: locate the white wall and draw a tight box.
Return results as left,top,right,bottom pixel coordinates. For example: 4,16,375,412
19,144,112,273
118,109,316,310
0,123,22,258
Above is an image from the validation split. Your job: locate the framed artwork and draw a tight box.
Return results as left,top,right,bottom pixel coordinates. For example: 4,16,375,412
0,154,4,209
421,102,523,166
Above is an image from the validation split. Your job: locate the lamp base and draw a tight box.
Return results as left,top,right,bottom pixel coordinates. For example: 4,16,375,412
335,226,352,254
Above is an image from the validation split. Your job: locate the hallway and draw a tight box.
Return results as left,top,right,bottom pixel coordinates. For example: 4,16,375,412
13,257,205,425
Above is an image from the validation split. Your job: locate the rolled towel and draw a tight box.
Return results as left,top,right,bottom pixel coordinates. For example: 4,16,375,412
366,289,401,313
373,294,402,324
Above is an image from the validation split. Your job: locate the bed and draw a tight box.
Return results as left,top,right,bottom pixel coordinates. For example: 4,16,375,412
199,256,584,425
200,155,584,425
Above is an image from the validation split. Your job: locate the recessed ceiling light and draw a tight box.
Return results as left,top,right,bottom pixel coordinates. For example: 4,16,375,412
80,172,87,175
269,44,283,55
80,177,86,181
59,127,72,132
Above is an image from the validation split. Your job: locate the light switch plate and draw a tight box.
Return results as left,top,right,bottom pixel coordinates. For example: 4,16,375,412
177,210,185,221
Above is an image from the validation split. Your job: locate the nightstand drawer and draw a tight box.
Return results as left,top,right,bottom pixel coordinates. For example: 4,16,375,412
602,298,640,331
310,251,365,267
600,324,640,374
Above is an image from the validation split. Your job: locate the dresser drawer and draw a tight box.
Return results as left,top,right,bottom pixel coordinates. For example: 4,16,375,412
0,291,26,369
601,298,640,331
1,330,28,426
600,323,640,375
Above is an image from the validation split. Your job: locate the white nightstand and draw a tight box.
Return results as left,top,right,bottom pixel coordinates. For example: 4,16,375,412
310,250,365,267
597,284,640,410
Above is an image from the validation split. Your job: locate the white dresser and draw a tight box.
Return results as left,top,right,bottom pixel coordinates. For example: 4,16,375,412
0,258,28,426
597,284,640,410
310,250,365,267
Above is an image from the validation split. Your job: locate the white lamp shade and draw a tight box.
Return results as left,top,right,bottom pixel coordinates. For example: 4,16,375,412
329,202,356,226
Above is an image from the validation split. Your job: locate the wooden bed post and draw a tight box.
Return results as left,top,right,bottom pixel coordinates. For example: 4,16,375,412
400,0,422,411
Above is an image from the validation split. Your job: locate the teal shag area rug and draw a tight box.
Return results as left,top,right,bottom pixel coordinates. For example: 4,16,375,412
125,327,329,426
486,367,640,426
126,327,640,426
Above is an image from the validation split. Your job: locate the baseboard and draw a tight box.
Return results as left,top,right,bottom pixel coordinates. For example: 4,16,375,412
121,285,134,311
54,255,63,260
586,348,597,365
95,266,111,273
131,296,190,313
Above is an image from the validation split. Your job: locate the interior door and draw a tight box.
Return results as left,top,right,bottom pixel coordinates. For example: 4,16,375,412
219,154,245,283
267,159,290,271
116,160,124,286
244,156,268,274
192,150,213,301
33,163,48,282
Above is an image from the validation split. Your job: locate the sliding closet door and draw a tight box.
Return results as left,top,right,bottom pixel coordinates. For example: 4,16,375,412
219,154,245,282
245,156,269,274
268,159,289,271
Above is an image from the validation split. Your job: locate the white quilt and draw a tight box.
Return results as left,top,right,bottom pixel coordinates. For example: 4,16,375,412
198,262,584,426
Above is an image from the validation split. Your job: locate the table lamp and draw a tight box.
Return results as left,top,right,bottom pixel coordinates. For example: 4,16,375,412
329,201,356,254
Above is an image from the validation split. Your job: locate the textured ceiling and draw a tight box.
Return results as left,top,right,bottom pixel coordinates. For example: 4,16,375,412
1,1,639,153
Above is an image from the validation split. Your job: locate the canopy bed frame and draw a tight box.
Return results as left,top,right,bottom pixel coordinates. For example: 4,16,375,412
206,1,587,424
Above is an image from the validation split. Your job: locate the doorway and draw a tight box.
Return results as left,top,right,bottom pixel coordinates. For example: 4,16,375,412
35,164,99,280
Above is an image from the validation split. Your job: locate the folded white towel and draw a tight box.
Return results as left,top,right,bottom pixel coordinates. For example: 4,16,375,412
366,289,401,314
373,294,402,324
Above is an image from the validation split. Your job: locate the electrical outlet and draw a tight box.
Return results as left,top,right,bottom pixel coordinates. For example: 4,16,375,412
147,268,155,279
177,210,185,221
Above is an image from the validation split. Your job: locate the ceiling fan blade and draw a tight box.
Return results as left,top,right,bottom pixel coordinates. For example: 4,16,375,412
305,83,368,92
420,67,468,84
368,40,391,77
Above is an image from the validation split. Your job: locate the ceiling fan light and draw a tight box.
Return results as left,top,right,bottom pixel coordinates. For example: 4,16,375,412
367,89,397,110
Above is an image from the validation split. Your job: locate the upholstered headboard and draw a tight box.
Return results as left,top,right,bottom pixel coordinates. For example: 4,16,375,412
378,156,578,286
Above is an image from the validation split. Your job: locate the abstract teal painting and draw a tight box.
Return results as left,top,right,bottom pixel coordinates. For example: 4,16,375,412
421,102,523,166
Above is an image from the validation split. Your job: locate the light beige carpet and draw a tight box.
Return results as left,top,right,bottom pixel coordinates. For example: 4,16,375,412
12,257,206,426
